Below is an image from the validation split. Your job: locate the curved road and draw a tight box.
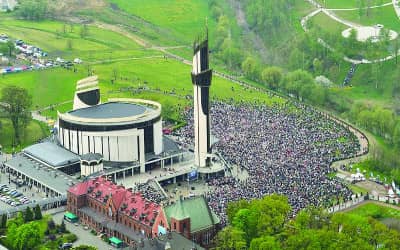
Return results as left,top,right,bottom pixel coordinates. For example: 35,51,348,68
302,0,400,64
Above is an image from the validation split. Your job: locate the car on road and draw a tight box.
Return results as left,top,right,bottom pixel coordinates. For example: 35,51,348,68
59,243,73,249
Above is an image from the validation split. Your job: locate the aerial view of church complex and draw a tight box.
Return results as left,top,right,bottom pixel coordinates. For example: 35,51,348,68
0,0,400,249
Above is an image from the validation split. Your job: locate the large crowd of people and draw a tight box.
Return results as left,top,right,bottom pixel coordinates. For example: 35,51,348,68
136,182,166,204
174,100,360,225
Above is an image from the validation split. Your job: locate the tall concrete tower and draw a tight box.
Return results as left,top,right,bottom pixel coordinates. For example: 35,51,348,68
191,32,212,168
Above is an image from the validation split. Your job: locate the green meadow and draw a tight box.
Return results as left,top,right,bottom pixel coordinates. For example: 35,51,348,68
107,0,215,45
333,5,400,32
345,203,400,220
316,0,386,9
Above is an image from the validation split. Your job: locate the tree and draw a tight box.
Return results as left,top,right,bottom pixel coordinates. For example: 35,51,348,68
24,207,33,222
12,222,41,250
112,68,118,80
250,236,281,250
261,67,283,90
47,219,56,230
34,204,42,220
282,70,314,99
59,219,66,233
66,40,73,50
0,40,16,59
6,41,15,58
80,24,89,38
214,226,247,250
1,86,32,145
16,0,48,20
393,122,400,148
1,214,7,229
312,58,323,75
241,57,259,80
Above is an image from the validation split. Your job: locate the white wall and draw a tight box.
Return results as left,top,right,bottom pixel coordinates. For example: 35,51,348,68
59,126,159,165
153,120,163,155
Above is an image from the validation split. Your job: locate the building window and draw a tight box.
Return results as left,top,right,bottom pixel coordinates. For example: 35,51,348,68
174,223,176,230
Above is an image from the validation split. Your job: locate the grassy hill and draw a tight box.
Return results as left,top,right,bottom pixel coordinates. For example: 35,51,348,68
1,0,400,177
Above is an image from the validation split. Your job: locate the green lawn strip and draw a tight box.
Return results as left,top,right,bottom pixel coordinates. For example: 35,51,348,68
315,0,388,9
310,12,348,34
332,5,400,32
347,183,369,194
345,203,400,220
0,119,50,153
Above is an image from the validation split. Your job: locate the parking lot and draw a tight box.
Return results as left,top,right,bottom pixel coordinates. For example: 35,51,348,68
0,172,47,211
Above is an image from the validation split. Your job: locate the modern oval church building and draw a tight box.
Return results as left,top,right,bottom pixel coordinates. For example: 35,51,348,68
55,76,164,174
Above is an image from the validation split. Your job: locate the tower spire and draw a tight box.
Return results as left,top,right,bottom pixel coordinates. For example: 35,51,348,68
191,30,212,168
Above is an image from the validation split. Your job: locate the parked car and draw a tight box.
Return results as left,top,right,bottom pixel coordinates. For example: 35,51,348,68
59,243,73,249
73,58,82,64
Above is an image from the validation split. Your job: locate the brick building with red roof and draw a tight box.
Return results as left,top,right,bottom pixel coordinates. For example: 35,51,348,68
67,176,169,246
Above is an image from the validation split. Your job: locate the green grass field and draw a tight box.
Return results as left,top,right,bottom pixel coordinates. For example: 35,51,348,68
310,12,348,33
333,5,400,32
0,68,86,108
346,203,400,220
107,0,215,45
0,119,49,152
0,18,145,60
316,0,388,9
347,183,369,194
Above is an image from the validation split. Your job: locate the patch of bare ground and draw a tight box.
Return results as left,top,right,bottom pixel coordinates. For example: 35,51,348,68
49,0,107,15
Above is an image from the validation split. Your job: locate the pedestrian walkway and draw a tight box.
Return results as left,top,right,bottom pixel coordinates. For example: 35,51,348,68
302,0,400,65
393,0,400,19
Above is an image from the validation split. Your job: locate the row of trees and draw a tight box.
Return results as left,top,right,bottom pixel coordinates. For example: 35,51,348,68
214,195,400,249
16,0,48,20
243,0,295,45
0,41,15,58
3,205,42,250
209,0,243,70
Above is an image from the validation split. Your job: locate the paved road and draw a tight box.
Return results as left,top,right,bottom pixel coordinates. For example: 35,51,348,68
393,0,400,18
53,212,113,250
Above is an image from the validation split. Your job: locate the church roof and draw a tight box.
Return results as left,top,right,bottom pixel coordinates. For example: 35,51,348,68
164,196,220,233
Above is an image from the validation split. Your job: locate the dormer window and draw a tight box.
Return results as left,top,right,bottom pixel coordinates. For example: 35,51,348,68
121,203,128,211
130,208,137,215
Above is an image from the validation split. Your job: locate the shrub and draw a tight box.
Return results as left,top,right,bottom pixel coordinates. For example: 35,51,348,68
48,234,56,241
63,233,77,243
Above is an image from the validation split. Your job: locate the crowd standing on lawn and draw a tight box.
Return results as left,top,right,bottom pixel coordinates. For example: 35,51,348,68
175,101,360,225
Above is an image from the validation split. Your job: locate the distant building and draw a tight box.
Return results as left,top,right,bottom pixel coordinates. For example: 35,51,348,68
164,196,220,247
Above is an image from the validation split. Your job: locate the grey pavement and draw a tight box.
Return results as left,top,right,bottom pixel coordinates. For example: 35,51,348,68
53,212,114,250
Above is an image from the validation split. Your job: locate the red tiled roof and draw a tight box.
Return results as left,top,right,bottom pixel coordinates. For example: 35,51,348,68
70,176,160,226
68,181,89,196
